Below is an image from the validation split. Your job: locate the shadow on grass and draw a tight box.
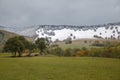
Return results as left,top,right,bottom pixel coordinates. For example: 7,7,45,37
0,53,51,58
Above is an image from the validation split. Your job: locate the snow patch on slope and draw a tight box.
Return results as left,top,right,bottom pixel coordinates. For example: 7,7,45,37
36,25,120,41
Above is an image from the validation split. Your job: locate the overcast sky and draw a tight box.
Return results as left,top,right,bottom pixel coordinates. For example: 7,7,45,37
0,0,120,27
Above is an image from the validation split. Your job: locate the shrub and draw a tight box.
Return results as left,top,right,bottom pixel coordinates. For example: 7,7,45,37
81,47,87,50
88,48,102,57
54,47,64,56
76,50,88,57
72,48,81,56
88,46,120,58
49,47,64,56
65,37,72,44
115,46,120,58
101,48,114,58
64,48,72,56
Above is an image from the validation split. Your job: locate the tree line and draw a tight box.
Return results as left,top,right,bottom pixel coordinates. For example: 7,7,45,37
3,36,46,57
2,36,120,58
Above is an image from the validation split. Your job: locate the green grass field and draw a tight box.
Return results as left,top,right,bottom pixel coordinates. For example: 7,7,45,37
57,39,103,49
0,54,120,80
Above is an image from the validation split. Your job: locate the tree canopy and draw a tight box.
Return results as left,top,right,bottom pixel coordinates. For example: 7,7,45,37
35,38,46,54
4,36,28,57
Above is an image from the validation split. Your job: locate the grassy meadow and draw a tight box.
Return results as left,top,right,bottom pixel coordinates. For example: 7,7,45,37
0,54,120,80
56,39,94,49
56,39,120,49
0,38,120,80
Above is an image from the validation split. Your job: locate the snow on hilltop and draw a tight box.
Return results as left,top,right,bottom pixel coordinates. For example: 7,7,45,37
36,24,120,41
36,26,120,41
0,22,120,41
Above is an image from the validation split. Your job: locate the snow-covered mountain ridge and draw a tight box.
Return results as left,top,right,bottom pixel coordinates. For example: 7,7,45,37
0,22,120,41
36,24,120,41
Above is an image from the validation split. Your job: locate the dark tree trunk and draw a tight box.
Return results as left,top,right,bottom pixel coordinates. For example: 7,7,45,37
18,52,22,57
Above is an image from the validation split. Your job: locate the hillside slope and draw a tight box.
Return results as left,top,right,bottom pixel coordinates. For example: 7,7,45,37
0,30,34,52
0,22,120,41
0,30,19,52
36,25,120,41
0,30,19,44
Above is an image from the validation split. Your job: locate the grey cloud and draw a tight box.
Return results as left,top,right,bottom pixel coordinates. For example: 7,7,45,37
0,0,120,27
